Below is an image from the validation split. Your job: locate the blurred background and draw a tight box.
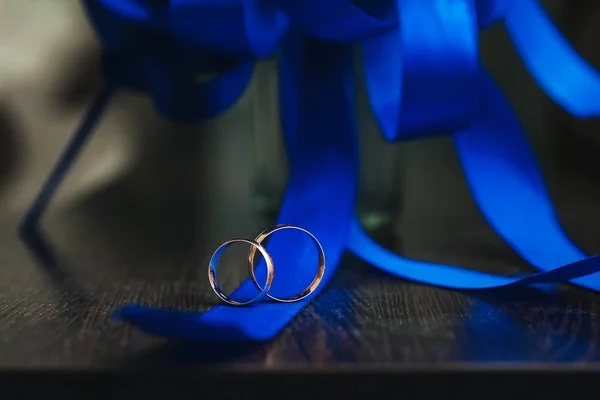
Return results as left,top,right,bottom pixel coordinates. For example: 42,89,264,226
1,0,597,257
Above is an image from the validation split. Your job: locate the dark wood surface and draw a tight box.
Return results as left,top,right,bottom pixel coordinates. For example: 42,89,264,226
2,113,600,373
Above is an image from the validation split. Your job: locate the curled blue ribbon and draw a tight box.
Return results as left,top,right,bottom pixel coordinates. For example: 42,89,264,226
23,0,600,341
362,0,480,141
350,0,600,291
504,0,600,117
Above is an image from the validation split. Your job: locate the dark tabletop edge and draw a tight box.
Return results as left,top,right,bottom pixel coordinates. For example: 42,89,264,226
5,363,600,373
3,365,600,398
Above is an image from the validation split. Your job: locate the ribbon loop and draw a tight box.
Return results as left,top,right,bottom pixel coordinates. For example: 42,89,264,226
504,0,600,117
362,0,480,142
475,0,513,28
84,0,256,122
97,0,170,31
276,0,396,42
170,0,289,57
143,56,254,121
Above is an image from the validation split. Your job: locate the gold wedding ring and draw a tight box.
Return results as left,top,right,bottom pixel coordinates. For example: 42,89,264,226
208,238,275,306
208,225,326,306
247,224,326,303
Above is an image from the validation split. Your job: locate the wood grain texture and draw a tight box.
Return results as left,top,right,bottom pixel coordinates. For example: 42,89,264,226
1,122,600,368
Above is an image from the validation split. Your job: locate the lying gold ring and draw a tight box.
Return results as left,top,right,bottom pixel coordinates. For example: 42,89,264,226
208,238,275,306
247,224,325,303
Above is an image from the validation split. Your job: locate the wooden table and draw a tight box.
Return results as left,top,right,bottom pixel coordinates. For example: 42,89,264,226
1,123,600,396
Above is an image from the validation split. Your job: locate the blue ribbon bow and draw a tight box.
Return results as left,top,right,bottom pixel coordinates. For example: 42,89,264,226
24,0,600,341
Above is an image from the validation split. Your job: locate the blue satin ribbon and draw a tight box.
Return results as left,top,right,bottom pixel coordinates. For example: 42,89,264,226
349,70,600,290
84,0,255,122
349,0,600,291
116,38,358,341
61,0,600,341
274,0,396,42
504,0,600,117
475,0,513,28
362,0,480,141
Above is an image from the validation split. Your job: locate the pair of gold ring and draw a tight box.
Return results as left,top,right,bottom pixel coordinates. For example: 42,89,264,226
208,224,326,306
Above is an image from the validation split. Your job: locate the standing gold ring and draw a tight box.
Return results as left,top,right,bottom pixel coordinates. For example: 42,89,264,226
208,238,275,306
247,224,326,303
